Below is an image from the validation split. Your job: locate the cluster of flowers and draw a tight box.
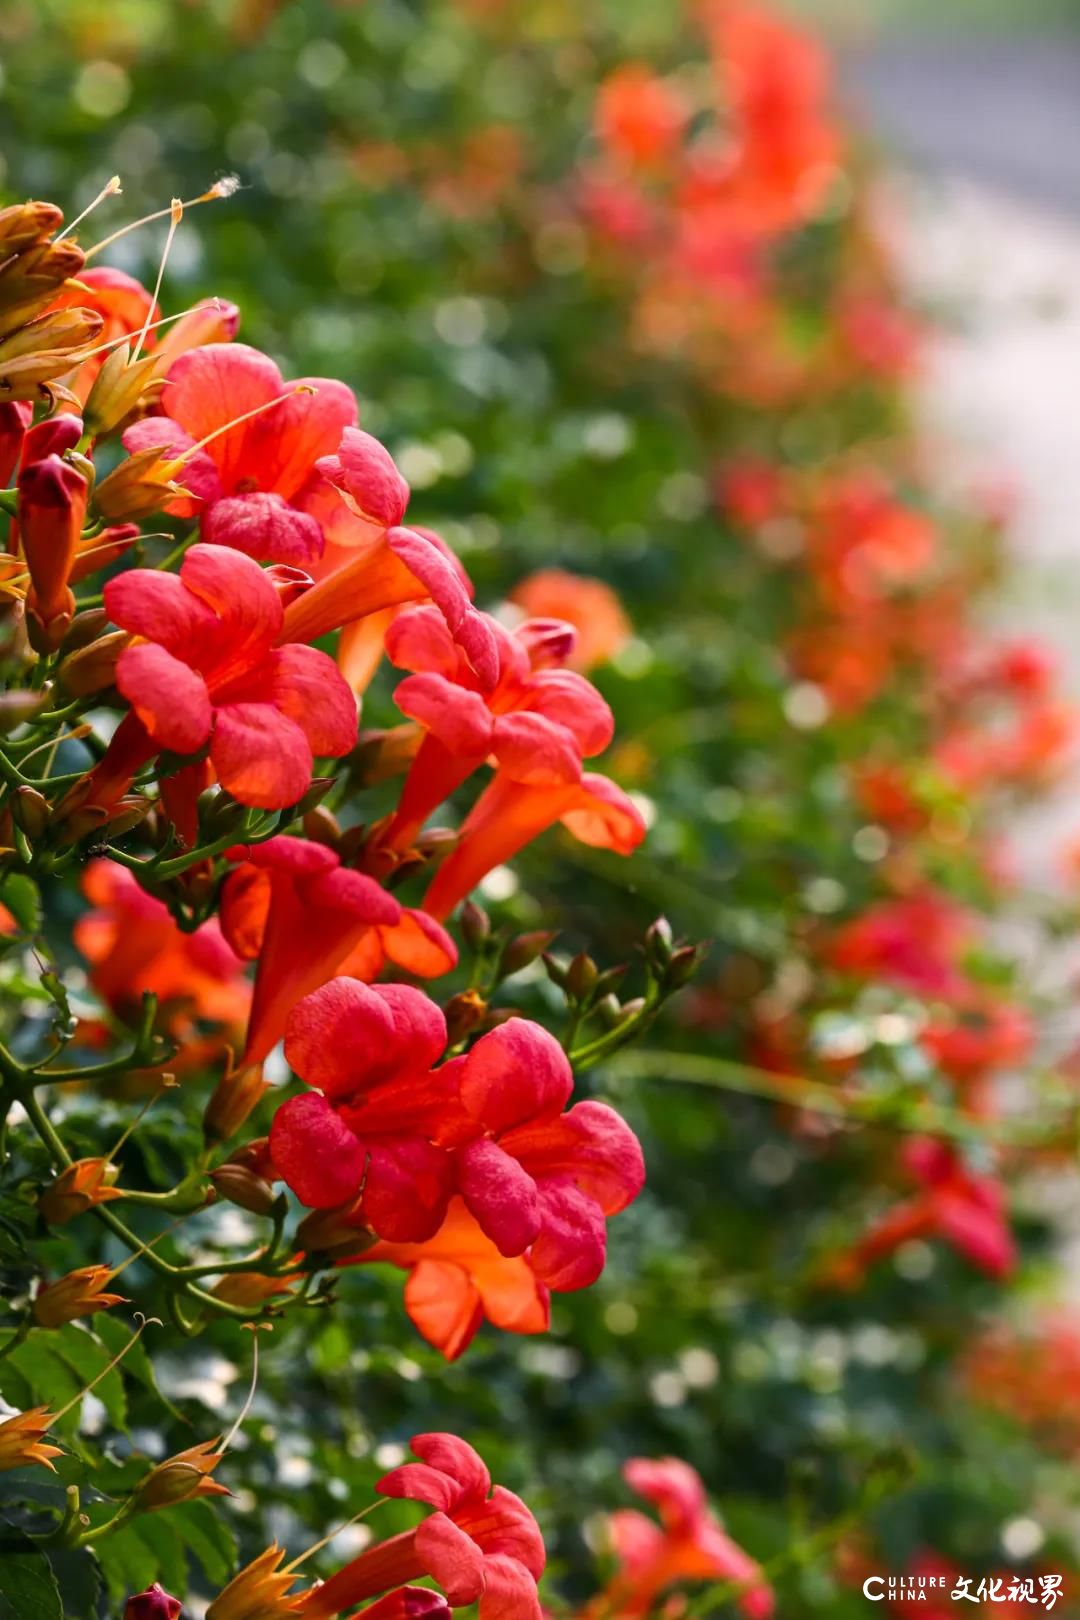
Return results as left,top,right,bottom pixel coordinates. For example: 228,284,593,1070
114,1440,772,1619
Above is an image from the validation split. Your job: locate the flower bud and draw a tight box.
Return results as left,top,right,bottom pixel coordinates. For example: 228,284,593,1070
56,628,127,699
0,400,30,484
21,411,82,464
38,1157,122,1225
566,952,599,1001
203,1061,270,1145
0,201,64,256
124,1584,181,1620
18,452,87,651
136,1440,229,1512
297,1199,373,1259
500,930,558,977
32,1264,126,1328
444,988,489,1046
59,605,110,653
11,785,48,839
0,686,52,732
0,308,103,395
0,241,89,338
460,900,490,951
302,804,341,849
645,916,674,967
665,943,703,989
210,1164,278,1217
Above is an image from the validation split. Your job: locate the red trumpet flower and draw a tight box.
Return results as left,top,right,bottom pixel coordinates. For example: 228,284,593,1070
304,1433,545,1620
274,427,498,689
423,769,646,921
270,978,454,1229
838,1138,1016,1284
123,342,358,563
355,1198,550,1360
382,602,614,850
595,1458,773,1619
220,835,455,1065
80,542,356,815
437,1016,645,1288
272,980,643,1270
76,858,249,1040
17,412,88,649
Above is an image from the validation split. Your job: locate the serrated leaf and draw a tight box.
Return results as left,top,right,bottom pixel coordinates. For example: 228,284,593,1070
0,1521,62,1620
0,875,42,934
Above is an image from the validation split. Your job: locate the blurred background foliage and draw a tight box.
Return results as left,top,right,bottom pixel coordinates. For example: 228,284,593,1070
3,1,1080,1615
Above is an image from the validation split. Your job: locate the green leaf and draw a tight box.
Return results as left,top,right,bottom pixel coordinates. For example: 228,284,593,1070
0,1521,62,1620
49,1324,128,1433
0,875,42,934
7,1339,83,1433
94,1315,185,1425
170,1497,237,1587
94,1515,183,1607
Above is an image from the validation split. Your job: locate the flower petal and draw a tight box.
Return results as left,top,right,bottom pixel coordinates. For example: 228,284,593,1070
262,643,358,756
379,909,458,979
164,343,282,486
284,978,398,1098
457,1137,541,1258
491,711,583,785
318,426,410,528
104,566,218,660
268,1092,366,1209
527,1178,607,1291
360,1138,454,1244
402,1259,484,1361
459,1018,574,1134
500,1099,645,1215
477,1552,543,1620
203,490,324,565
414,1513,486,1605
395,673,493,755
115,642,212,755
210,702,313,809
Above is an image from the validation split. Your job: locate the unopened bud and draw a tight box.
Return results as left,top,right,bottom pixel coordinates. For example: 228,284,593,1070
444,989,488,1046
0,687,51,732
665,945,703,989
500,930,557,977
566,952,599,1001
645,917,674,966
460,900,490,952
210,1164,277,1217
0,201,64,255
302,805,341,849
124,1584,181,1620
12,786,49,839
203,1062,270,1145
297,1199,373,1258
60,606,110,653
57,628,128,697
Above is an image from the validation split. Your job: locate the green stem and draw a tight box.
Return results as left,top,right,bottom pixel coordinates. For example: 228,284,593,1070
606,1049,1078,1149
